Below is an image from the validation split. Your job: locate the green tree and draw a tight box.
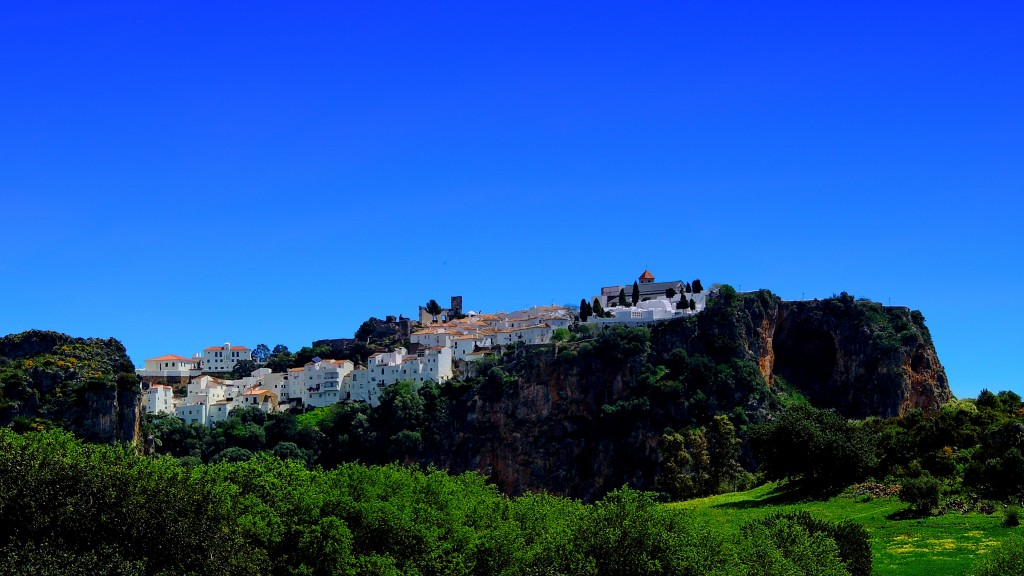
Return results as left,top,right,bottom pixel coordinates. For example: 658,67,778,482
899,473,941,516
579,298,591,322
425,299,444,323
631,281,640,306
750,404,875,494
251,343,271,363
656,429,711,499
665,287,676,299
593,298,607,318
692,279,704,293
231,359,259,379
707,415,746,492
690,298,697,311
618,288,627,307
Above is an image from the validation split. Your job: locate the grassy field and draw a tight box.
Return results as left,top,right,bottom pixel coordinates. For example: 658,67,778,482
670,483,1017,576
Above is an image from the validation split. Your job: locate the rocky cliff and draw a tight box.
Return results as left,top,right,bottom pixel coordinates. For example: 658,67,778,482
414,289,951,499
0,330,141,444
648,288,952,418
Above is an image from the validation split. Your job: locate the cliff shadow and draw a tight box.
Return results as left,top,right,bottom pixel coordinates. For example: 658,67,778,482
711,483,808,510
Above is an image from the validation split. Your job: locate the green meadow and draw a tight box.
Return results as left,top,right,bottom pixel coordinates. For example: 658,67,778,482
671,483,1016,576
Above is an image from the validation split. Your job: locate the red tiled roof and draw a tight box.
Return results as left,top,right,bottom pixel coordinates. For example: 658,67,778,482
148,354,192,362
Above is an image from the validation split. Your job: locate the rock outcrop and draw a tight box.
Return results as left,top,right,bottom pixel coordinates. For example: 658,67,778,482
0,330,142,444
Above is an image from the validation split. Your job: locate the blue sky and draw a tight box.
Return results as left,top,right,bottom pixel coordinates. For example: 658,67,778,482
1,1,1020,398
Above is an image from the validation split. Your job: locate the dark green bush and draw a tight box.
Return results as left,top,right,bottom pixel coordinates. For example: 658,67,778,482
899,473,942,515
743,511,872,576
1004,505,1021,528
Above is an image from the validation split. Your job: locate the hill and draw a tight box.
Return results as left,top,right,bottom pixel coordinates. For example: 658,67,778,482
0,330,140,443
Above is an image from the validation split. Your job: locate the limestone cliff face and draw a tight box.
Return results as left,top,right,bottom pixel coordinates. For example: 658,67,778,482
0,330,142,444
651,290,951,418
770,297,951,418
417,290,952,499
432,346,660,501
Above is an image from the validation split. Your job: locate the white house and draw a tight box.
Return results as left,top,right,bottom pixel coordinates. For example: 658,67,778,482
451,335,492,360
239,389,279,413
207,401,233,426
175,402,208,426
144,384,175,415
201,343,251,373
590,299,690,326
347,346,453,407
136,354,202,380
141,354,200,373
410,305,570,359
286,367,307,404
299,359,355,408
348,369,381,406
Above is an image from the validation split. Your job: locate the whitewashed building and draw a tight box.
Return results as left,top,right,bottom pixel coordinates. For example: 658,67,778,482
589,299,691,327
347,346,453,407
144,384,175,415
200,343,251,373
175,402,208,426
300,359,355,408
136,354,202,380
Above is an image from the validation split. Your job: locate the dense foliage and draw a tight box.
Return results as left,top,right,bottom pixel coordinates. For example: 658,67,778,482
749,404,876,495
0,428,866,576
864,389,1024,510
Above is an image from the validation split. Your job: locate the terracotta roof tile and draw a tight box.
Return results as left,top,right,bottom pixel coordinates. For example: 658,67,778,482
148,354,193,362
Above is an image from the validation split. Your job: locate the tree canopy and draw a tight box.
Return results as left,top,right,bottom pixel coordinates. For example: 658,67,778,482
425,299,444,322
750,404,875,494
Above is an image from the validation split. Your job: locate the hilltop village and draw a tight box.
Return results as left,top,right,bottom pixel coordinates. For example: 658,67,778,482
138,270,709,426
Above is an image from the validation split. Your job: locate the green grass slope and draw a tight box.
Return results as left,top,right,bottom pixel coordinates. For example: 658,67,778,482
670,483,1016,576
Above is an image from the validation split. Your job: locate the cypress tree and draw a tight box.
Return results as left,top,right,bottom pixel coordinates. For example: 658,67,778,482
579,298,591,321
632,281,640,306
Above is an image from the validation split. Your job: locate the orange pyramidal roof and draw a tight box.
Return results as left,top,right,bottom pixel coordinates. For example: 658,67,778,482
639,269,655,281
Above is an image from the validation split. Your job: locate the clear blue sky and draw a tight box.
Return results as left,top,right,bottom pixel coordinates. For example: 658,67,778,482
1,2,1021,398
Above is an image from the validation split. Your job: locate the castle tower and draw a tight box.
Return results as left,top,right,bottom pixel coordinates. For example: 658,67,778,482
639,269,655,284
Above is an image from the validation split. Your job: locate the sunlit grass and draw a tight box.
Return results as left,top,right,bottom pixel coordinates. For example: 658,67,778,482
669,483,1019,576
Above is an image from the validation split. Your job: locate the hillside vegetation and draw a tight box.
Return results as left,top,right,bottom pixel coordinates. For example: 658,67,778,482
0,330,140,443
2,427,872,576
675,482,1022,576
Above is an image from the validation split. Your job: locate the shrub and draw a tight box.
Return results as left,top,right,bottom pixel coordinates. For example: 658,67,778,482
1005,505,1021,528
739,513,853,576
743,511,872,576
899,473,942,515
971,535,1024,576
